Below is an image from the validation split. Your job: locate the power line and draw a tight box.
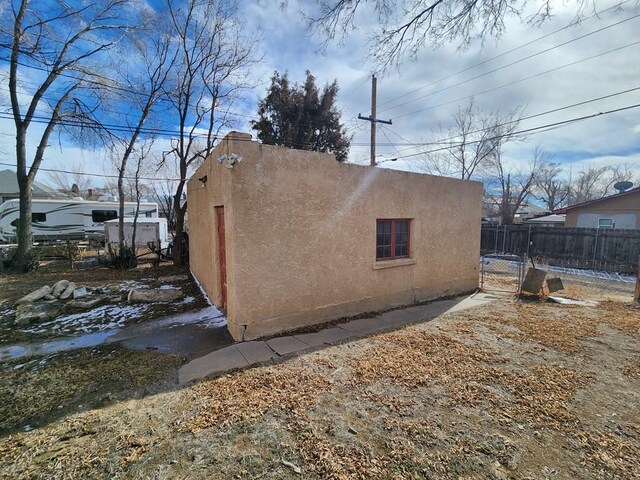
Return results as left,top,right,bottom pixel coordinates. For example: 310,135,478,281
393,40,640,120
373,0,637,110
1,103,637,179
0,160,183,182
0,55,263,124
1,85,637,159
393,103,640,161
3,83,639,148
378,12,640,114
383,85,640,154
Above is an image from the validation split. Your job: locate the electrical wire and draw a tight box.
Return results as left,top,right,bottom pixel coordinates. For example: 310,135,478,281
393,40,640,120
2,102,638,179
373,0,637,110
392,103,640,161
377,12,640,114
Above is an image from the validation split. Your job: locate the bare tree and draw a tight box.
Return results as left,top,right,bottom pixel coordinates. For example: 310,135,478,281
567,165,610,204
604,162,636,195
532,147,568,211
107,10,176,267
307,0,616,68
0,0,130,271
567,162,637,204
486,146,543,225
43,162,93,196
163,0,258,266
418,98,524,180
150,162,178,231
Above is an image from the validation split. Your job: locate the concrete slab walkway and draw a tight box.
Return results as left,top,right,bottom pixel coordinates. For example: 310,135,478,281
177,292,497,385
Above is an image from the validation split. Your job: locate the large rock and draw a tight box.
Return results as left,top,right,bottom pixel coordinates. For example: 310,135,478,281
157,274,189,283
59,282,77,300
51,280,70,298
128,288,183,303
15,302,63,325
16,286,52,305
73,287,88,299
68,296,107,310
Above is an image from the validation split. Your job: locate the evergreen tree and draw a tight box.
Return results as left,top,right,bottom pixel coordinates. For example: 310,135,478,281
252,70,350,162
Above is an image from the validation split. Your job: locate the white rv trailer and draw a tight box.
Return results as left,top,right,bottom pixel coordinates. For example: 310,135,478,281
0,199,158,243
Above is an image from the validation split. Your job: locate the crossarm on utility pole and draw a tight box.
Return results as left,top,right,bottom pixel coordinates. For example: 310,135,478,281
357,75,392,166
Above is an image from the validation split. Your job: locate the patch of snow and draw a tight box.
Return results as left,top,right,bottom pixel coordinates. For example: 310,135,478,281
180,296,195,304
20,304,151,336
190,271,213,306
158,285,180,290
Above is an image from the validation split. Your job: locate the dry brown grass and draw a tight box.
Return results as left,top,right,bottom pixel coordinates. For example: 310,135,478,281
0,347,181,433
185,366,333,432
1,292,639,479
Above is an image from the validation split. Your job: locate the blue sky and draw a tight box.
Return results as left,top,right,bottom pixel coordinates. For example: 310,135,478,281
0,0,639,188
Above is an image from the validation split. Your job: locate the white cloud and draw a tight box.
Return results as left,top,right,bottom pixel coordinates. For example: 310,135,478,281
1,0,639,193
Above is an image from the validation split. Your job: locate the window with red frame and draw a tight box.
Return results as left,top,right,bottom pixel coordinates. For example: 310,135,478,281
376,219,410,260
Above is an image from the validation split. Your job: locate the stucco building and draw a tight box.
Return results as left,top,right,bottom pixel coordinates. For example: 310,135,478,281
187,132,483,341
559,187,640,229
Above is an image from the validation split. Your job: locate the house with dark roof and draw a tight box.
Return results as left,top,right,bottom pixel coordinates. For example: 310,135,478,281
0,169,69,203
556,187,640,229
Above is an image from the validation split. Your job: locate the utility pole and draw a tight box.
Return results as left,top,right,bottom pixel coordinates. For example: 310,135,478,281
358,75,392,166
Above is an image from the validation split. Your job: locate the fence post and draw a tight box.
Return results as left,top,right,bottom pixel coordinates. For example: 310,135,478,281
634,255,640,303
494,224,499,254
526,225,532,259
502,225,507,253
592,228,599,267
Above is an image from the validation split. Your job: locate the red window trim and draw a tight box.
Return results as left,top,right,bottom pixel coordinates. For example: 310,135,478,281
376,218,411,260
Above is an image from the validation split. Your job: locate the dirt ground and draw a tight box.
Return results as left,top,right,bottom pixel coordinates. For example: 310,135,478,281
0,279,638,479
0,259,208,344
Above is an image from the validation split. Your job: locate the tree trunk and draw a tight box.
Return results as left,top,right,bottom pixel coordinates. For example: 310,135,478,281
173,197,185,267
14,175,34,271
117,176,127,253
13,124,35,272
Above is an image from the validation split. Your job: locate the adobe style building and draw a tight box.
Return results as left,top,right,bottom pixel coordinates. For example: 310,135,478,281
558,187,640,229
187,132,483,341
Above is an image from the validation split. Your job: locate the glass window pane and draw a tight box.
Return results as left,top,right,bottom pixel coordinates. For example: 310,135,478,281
377,221,383,233
395,221,407,233
376,246,384,259
383,246,391,258
396,232,407,245
376,233,384,246
383,221,391,233
32,212,46,223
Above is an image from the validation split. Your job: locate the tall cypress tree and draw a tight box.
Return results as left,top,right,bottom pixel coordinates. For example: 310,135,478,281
252,70,350,162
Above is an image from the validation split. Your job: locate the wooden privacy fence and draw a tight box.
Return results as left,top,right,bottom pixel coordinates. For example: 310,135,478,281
481,225,640,274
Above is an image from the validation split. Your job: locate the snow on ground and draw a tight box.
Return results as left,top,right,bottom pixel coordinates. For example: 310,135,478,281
20,304,152,336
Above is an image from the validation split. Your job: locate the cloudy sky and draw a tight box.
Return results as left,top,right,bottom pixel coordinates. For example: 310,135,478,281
1,0,639,188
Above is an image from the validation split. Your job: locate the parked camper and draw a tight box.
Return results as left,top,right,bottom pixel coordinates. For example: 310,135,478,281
0,199,158,243
104,217,169,249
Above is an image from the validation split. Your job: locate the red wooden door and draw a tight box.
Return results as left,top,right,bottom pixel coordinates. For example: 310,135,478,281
215,206,227,311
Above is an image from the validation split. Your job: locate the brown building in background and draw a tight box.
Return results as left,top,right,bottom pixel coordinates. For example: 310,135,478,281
187,132,483,341
558,187,640,230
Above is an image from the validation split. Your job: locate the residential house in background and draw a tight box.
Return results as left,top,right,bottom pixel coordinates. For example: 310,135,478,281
557,187,640,229
187,132,483,341
482,200,549,225
522,213,566,228
0,169,69,203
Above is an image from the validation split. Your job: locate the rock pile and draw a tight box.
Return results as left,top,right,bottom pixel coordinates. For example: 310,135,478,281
14,280,107,326
14,279,185,326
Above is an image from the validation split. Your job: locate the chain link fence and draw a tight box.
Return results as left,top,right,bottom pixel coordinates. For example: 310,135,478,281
480,254,525,293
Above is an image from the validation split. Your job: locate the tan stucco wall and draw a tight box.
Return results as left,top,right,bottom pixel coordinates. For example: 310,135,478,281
565,191,640,229
188,133,483,341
